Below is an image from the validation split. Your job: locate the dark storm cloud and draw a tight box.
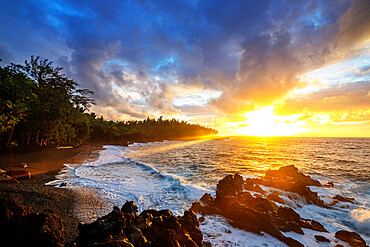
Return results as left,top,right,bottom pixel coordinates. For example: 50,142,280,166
0,0,369,119
212,0,370,113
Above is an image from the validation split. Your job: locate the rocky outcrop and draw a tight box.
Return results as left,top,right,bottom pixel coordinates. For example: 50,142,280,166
191,171,330,247
335,230,368,247
191,166,369,247
75,201,203,247
314,235,330,242
0,198,64,247
248,165,326,207
333,195,356,203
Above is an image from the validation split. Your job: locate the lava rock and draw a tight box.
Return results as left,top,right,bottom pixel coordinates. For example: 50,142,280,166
251,165,326,207
0,198,64,247
190,170,334,247
216,173,244,197
75,202,203,247
314,235,330,242
267,191,284,204
333,195,355,203
335,230,367,247
121,201,138,216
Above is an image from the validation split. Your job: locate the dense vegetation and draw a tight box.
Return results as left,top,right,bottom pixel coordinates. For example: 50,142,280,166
0,56,217,152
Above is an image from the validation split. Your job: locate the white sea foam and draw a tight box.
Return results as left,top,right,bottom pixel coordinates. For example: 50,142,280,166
47,145,210,215
47,141,370,246
199,215,288,247
351,208,370,232
284,228,350,247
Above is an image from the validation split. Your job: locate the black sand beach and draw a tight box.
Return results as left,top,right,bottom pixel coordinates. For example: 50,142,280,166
0,145,105,243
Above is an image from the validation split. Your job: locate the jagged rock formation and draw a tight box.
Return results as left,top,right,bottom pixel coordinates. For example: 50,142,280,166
335,230,368,247
191,172,326,247
190,165,368,247
74,201,203,247
248,165,326,207
0,198,64,247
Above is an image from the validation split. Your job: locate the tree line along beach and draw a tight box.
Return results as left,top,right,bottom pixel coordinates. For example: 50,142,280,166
1,57,369,246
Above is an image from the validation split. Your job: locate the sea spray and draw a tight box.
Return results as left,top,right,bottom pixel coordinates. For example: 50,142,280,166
48,137,370,245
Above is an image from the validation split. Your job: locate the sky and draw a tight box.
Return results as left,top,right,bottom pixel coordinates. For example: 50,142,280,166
0,0,369,136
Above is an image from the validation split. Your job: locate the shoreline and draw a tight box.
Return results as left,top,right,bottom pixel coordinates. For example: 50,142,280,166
0,144,107,244
0,144,103,184
0,141,369,246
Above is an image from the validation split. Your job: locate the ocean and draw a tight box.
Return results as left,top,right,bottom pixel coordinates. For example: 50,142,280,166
47,137,370,246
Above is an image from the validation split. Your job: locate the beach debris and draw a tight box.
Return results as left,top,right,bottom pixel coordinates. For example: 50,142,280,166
335,230,367,247
6,169,31,180
0,198,64,247
56,146,73,149
60,182,68,187
0,168,6,175
75,201,203,247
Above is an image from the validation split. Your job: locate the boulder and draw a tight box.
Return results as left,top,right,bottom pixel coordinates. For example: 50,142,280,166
0,198,64,247
76,202,203,247
267,191,284,204
335,230,367,247
121,201,138,216
332,195,355,203
216,173,244,197
190,171,335,247
251,165,326,207
314,235,330,242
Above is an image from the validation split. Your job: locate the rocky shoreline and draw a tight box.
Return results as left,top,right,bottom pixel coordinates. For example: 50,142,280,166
191,165,368,247
0,165,368,247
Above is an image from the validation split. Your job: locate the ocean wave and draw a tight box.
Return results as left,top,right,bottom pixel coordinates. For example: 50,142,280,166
351,208,370,233
46,139,370,245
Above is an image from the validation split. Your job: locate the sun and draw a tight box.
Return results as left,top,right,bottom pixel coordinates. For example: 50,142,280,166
237,106,306,137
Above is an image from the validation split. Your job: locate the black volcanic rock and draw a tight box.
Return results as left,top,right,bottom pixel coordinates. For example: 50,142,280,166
75,202,203,247
333,195,355,203
0,198,64,247
314,235,330,242
216,173,244,197
267,191,284,204
190,167,334,247
121,201,139,216
249,165,326,207
335,230,367,247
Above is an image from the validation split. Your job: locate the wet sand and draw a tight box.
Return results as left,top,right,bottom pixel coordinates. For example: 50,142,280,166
0,144,107,244
0,145,102,184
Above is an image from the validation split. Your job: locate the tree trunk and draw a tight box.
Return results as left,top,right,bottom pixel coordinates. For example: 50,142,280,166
6,123,15,147
27,132,31,145
35,131,39,145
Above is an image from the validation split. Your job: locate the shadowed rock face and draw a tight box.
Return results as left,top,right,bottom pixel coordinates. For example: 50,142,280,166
335,230,368,247
191,166,334,247
249,165,326,207
191,166,369,247
75,201,203,247
0,198,64,247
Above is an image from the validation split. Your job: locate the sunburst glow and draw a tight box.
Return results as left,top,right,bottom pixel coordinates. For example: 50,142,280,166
237,106,306,137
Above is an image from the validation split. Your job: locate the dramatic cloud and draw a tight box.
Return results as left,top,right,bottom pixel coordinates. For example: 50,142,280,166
212,0,370,113
0,0,369,133
275,81,370,115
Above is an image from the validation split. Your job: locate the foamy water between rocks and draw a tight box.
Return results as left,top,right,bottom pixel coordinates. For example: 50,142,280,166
47,137,370,246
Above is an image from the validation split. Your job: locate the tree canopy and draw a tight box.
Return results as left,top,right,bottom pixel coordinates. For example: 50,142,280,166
0,56,217,152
